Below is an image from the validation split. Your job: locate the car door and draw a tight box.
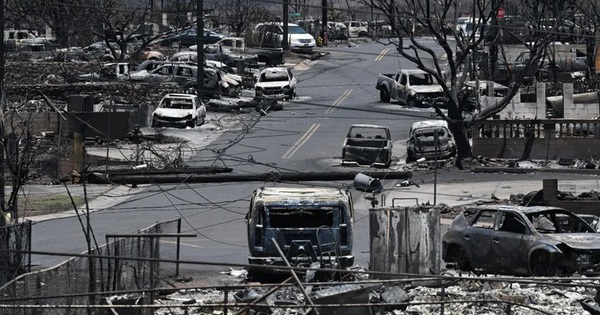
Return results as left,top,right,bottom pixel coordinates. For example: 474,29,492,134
493,210,530,274
396,73,408,102
173,66,194,86
462,209,498,271
287,69,296,88
182,29,197,46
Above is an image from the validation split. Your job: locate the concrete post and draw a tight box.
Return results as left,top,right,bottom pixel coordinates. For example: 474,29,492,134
543,179,558,202
536,82,546,118
563,83,574,118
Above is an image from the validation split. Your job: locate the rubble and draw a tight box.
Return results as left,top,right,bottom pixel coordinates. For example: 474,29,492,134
149,268,600,315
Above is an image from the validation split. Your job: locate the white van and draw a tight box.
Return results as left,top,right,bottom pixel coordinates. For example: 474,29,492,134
255,22,316,53
456,16,488,38
344,21,369,37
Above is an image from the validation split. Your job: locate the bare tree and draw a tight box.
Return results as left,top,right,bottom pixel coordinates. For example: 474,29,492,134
5,0,103,47
161,0,196,29
362,0,575,168
0,99,48,226
213,0,273,36
575,0,600,76
92,0,161,61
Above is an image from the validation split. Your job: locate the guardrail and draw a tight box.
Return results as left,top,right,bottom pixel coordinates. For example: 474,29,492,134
472,119,600,159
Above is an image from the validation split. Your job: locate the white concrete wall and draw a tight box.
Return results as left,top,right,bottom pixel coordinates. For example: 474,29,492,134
494,83,599,120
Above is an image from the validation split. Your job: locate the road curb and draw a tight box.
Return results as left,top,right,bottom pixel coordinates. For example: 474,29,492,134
25,185,142,223
471,167,600,174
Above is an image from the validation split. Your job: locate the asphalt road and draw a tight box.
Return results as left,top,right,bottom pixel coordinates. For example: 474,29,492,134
30,39,600,276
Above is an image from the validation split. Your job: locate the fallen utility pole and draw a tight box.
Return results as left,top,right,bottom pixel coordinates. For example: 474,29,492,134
98,170,412,185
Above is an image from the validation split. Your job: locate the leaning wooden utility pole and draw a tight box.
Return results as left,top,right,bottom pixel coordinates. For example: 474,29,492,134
197,0,205,99
321,0,328,46
283,0,289,50
0,0,6,227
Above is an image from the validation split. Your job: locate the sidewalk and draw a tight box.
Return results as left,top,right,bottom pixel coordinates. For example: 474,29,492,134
383,177,600,207
21,184,139,223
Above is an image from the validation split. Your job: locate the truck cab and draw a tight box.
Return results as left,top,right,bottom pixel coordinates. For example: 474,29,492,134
4,29,54,51
377,69,445,107
246,187,355,277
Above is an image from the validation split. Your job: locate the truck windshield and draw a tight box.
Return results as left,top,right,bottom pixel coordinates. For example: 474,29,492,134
267,206,336,228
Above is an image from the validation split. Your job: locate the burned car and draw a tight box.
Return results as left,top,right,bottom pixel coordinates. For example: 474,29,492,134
254,67,297,101
246,187,355,278
443,205,600,276
406,120,456,162
151,93,206,128
342,124,392,168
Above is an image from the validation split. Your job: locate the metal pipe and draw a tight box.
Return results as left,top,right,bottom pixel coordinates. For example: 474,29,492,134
235,277,293,315
270,238,319,315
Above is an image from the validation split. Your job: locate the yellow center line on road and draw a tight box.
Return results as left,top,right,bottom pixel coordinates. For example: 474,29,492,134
375,47,389,61
325,88,353,114
282,123,321,159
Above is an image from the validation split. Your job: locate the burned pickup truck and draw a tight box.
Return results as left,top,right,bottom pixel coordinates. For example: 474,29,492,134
342,124,393,168
376,69,445,107
246,187,355,278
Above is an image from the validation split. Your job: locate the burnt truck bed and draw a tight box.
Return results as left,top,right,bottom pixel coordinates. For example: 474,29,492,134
341,124,392,167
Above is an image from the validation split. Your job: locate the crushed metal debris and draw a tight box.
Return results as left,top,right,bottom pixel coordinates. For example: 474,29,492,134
147,269,600,315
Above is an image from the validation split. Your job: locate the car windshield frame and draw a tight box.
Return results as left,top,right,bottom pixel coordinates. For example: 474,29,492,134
525,209,595,234
161,98,195,110
287,25,308,34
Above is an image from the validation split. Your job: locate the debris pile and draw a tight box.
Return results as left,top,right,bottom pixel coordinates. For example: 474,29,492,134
149,269,600,315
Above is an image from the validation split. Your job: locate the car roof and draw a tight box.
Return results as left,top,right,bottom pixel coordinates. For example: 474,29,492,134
260,67,288,73
163,93,196,99
255,187,349,204
402,69,430,75
464,81,509,90
466,205,568,214
410,120,448,129
349,124,389,129
256,22,300,27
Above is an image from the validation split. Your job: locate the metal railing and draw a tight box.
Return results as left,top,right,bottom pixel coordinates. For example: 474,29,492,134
0,218,182,315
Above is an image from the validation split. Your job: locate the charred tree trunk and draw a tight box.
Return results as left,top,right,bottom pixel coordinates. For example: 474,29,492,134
447,107,472,169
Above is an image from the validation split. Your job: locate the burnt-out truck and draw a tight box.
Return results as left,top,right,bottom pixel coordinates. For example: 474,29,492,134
246,187,355,278
342,124,393,167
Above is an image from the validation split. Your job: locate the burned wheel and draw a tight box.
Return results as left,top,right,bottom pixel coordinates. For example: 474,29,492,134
455,246,472,271
379,88,390,103
407,97,417,108
531,251,559,276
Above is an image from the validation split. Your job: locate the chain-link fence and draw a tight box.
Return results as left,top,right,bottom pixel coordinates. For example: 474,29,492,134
0,221,32,286
0,218,182,315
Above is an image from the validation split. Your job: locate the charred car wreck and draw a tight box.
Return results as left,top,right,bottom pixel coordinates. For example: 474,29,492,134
342,124,393,167
246,187,355,279
407,120,456,162
443,205,600,276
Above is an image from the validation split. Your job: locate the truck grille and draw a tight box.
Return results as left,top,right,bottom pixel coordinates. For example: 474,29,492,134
262,87,283,95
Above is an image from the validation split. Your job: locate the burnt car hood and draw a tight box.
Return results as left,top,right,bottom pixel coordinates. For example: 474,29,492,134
544,233,600,250
256,81,289,89
411,85,444,93
154,108,195,119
